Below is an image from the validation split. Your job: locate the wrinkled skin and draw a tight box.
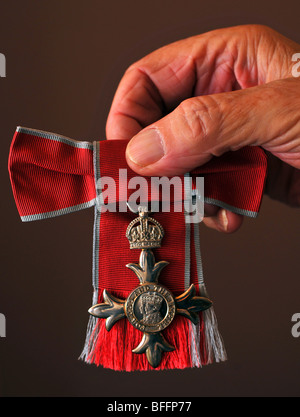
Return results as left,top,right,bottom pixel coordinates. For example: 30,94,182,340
106,25,300,233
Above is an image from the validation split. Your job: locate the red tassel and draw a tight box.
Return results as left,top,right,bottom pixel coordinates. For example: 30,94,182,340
82,289,211,371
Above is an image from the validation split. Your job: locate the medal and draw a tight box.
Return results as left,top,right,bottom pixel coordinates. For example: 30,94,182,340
8,126,267,371
89,206,212,368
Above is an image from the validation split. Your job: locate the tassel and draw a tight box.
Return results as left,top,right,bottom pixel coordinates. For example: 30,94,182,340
79,289,99,362
199,284,227,363
80,289,201,371
188,321,202,367
193,219,227,364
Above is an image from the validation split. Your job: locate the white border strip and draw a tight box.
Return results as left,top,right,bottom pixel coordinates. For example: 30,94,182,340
80,141,101,362
16,126,93,150
184,173,191,291
92,141,101,290
204,197,258,218
21,199,96,222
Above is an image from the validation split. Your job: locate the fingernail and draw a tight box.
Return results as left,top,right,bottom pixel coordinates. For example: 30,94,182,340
127,129,165,167
220,209,228,232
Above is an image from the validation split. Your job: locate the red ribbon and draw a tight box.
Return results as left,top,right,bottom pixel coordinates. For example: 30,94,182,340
9,128,267,218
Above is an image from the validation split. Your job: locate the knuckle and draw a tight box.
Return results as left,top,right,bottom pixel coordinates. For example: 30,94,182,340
176,96,221,145
243,24,273,37
250,24,272,33
124,61,144,76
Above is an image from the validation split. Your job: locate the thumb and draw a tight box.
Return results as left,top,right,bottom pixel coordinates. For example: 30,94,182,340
125,78,300,176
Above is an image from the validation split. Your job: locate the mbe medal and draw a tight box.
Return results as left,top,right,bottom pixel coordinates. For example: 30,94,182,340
89,206,213,368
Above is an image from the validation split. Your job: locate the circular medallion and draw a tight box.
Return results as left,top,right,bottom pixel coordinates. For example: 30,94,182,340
125,283,176,333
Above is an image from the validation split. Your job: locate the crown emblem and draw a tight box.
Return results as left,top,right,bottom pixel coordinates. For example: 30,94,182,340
126,206,164,249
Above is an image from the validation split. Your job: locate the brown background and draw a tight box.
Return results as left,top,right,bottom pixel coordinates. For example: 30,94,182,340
1,0,300,397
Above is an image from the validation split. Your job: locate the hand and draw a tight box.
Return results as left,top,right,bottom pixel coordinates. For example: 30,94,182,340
106,24,300,233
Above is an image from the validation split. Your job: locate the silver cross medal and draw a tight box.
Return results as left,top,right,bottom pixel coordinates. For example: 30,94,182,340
88,206,213,368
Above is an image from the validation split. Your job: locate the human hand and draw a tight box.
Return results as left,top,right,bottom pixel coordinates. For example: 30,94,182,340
106,25,300,233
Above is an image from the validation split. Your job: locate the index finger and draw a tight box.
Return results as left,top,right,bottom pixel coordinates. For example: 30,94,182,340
105,28,235,140
105,25,285,140
106,36,198,139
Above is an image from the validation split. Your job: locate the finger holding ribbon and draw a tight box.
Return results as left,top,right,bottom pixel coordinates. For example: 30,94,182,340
106,24,300,232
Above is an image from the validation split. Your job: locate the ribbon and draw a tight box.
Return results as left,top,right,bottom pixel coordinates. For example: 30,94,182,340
8,126,267,371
